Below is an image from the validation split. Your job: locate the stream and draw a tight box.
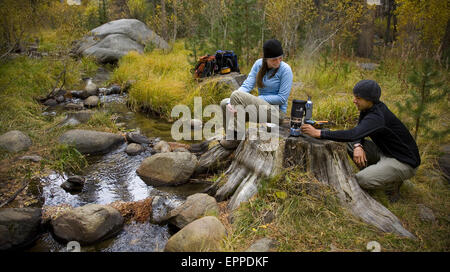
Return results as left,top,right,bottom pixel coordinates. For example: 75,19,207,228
28,67,211,252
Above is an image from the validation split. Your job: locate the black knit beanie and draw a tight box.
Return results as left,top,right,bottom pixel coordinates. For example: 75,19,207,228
263,39,283,59
353,79,381,103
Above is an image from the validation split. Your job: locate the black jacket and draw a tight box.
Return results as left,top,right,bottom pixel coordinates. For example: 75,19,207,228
320,102,421,168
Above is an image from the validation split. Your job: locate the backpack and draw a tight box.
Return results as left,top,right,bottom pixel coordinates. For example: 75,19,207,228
194,55,217,78
215,50,240,74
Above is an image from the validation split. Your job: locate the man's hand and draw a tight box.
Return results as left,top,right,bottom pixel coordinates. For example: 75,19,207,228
300,124,321,138
226,103,237,114
353,146,367,168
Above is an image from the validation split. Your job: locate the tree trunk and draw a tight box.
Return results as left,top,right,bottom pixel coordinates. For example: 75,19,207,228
385,0,392,45
172,0,178,43
357,5,375,58
205,130,415,238
441,19,450,63
160,0,168,42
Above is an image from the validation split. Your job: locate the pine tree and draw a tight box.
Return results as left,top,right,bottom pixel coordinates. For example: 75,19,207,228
98,0,108,25
396,60,449,141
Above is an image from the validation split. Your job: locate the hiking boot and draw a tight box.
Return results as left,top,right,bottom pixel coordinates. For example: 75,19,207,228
385,181,403,203
219,138,241,150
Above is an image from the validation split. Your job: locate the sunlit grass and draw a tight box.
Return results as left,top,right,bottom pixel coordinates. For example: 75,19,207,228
111,41,235,120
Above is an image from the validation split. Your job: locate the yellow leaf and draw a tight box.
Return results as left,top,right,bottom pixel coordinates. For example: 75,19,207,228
275,191,287,199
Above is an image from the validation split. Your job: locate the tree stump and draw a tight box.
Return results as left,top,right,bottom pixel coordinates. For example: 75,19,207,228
205,129,415,238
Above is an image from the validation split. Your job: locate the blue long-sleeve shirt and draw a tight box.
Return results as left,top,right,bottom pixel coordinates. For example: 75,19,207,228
237,58,293,113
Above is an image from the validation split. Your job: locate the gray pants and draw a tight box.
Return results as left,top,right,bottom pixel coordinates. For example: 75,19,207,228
220,90,286,137
347,140,416,190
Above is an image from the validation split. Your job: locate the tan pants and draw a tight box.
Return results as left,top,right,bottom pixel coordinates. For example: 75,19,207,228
220,91,286,138
347,140,416,190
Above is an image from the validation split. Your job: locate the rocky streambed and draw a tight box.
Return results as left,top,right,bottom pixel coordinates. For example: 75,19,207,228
1,67,234,252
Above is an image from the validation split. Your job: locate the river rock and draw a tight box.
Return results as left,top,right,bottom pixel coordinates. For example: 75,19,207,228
43,98,58,106
55,95,65,103
64,103,84,111
173,147,189,153
136,152,198,186
84,96,100,108
0,130,32,153
85,79,98,96
154,140,171,153
61,175,85,193
58,129,125,154
51,204,123,245
126,143,144,156
107,85,122,95
18,155,42,162
164,216,226,252
418,204,436,223
0,208,42,250
245,238,278,252
71,90,90,99
73,19,170,63
166,193,219,229
125,132,151,144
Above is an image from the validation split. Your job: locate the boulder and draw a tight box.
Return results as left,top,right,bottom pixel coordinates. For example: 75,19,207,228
125,143,144,156
0,130,32,153
166,193,219,229
125,132,151,144
164,216,226,252
58,129,125,154
51,204,123,245
154,140,171,153
84,96,100,108
0,208,42,250
73,19,170,63
136,152,198,186
245,238,278,252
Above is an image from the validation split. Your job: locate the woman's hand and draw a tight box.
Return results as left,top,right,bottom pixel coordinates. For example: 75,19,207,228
226,103,237,114
353,146,367,168
300,124,321,138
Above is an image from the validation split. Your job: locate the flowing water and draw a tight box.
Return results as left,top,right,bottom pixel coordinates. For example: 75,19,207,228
28,68,211,252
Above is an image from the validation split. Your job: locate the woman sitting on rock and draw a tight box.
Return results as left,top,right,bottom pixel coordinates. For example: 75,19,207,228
219,39,293,149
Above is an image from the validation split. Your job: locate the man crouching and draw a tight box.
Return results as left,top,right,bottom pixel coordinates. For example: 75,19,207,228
301,79,421,203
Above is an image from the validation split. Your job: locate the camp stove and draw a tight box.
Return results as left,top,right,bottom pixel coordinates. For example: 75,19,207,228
290,97,313,137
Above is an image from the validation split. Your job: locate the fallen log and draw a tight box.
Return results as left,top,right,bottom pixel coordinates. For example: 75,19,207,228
209,128,415,238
